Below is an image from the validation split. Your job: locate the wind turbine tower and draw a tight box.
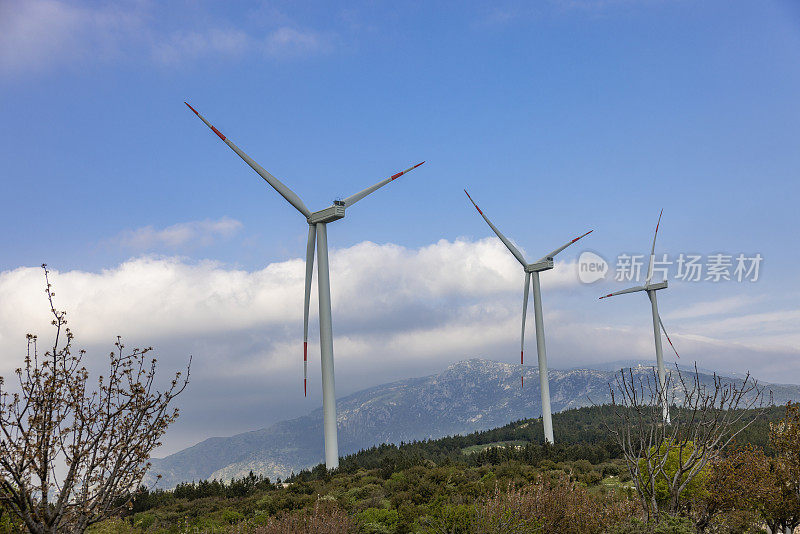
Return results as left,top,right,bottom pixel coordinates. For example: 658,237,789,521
186,102,424,469
465,190,592,444
599,210,680,423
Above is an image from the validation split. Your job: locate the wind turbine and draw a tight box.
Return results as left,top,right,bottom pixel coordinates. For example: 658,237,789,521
464,190,592,444
185,102,424,469
599,210,680,423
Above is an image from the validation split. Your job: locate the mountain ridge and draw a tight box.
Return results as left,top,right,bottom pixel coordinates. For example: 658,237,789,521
147,358,800,488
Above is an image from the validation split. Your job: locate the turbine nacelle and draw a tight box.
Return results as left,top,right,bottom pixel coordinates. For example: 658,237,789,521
646,280,668,291
308,205,346,224
525,259,554,273
600,280,668,299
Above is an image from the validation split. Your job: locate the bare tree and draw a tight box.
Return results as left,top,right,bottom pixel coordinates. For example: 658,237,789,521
0,265,190,533
606,364,766,522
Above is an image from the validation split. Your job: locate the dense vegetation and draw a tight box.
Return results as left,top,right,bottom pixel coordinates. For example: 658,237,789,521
0,404,790,532
16,404,777,533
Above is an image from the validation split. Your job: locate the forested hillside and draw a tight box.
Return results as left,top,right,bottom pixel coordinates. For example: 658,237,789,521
75,404,792,534
148,359,800,488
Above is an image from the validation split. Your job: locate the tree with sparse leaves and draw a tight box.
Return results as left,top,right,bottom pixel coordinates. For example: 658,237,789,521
695,444,778,532
764,402,800,534
0,265,190,534
606,365,766,522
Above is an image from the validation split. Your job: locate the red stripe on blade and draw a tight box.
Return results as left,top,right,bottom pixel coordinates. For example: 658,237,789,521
572,230,593,243
211,126,226,141
666,336,679,358
304,342,307,362
464,190,483,214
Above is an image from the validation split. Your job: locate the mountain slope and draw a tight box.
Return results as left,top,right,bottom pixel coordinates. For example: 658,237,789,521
148,359,800,487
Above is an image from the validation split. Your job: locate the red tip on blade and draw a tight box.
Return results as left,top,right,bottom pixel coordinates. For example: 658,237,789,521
571,229,593,243
184,102,198,115
665,335,679,358
391,161,425,180
600,294,612,299
464,190,483,214
210,125,226,141
521,376,524,388
304,378,307,397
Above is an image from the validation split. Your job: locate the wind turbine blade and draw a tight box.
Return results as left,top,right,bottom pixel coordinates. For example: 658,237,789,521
342,161,425,208
658,314,680,358
645,209,663,283
303,224,316,397
539,230,593,262
464,190,527,266
520,272,531,388
185,102,311,218
599,285,646,299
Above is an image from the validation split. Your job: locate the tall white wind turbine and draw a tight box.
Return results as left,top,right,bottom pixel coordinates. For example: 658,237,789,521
599,210,680,423
464,190,592,444
186,102,425,469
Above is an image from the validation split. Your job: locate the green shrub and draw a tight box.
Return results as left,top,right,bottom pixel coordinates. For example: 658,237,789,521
608,515,696,534
423,503,475,534
573,459,593,474
601,463,622,477
133,512,156,530
85,518,137,534
355,507,399,534
221,508,245,524
637,441,710,512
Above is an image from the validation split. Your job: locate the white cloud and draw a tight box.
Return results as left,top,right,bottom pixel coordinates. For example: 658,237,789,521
0,0,140,74
663,295,762,320
2,238,795,377
0,0,334,76
110,217,243,250
152,26,330,64
0,237,797,452
153,28,251,65
263,27,331,58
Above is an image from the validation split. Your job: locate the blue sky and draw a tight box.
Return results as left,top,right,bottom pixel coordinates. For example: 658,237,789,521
1,0,799,454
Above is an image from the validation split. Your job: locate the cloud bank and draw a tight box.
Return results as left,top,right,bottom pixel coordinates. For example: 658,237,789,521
110,217,243,250
0,237,797,453
0,0,333,76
